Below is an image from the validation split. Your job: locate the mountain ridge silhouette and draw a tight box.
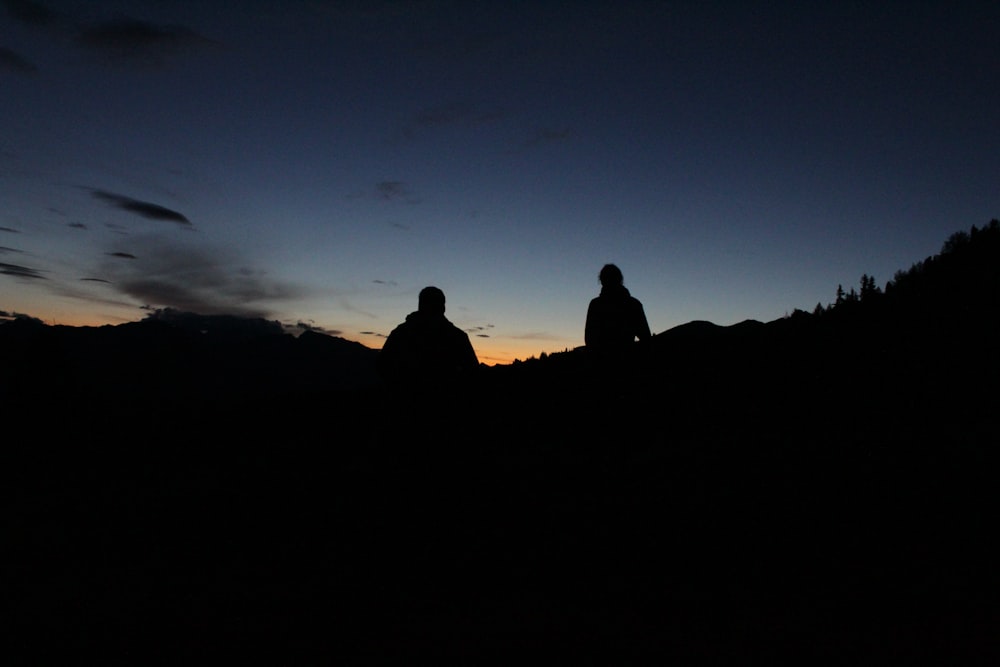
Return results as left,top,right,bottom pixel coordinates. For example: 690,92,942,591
4,220,998,663
4,220,998,414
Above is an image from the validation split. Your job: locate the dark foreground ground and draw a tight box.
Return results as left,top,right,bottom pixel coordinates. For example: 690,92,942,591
8,225,1000,663
6,373,998,666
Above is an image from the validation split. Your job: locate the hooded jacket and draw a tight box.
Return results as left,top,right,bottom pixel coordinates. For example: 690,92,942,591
585,284,651,350
377,309,480,391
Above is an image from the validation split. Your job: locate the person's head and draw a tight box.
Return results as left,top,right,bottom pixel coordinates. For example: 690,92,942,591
418,285,446,315
599,264,623,287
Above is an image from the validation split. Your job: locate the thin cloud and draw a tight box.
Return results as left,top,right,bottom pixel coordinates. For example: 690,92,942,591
101,237,303,319
2,0,56,27
0,47,38,73
396,101,506,143
80,277,111,283
90,189,191,226
508,331,568,342
413,102,505,128
411,27,511,61
374,181,420,204
0,246,24,254
107,252,136,259
0,261,46,279
0,227,20,233
466,324,495,338
376,181,406,201
0,309,43,323
293,321,342,337
523,128,572,149
77,18,215,64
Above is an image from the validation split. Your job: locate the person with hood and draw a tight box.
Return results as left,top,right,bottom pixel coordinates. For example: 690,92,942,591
585,263,651,350
377,285,480,393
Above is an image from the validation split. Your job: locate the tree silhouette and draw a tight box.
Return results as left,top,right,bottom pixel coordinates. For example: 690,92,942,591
859,273,880,302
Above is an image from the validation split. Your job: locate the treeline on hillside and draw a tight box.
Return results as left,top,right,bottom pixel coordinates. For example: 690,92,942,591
492,219,1000,420
3,219,998,410
805,218,1000,322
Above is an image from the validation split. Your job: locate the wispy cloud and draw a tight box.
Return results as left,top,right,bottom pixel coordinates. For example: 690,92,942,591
523,127,572,150
0,261,46,279
2,0,57,28
375,181,410,202
0,47,38,73
466,324,495,338
4,1,216,71
293,320,342,336
90,189,191,226
100,237,303,318
413,102,505,128
0,309,43,322
347,181,419,205
395,101,506,143
507,331,568,342
76,17,215,64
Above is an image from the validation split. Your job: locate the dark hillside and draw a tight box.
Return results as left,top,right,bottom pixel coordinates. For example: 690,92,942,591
4,222,999,664
1,311,380,417
488,219,1000,438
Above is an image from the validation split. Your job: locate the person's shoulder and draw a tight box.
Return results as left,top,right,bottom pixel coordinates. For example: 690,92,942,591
448,320,471,338
386,316,414,338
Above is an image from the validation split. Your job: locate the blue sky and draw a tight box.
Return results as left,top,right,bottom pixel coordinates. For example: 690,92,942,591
2,0,998,364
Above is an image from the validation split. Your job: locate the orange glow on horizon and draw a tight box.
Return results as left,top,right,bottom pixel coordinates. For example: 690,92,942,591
9,306,567,368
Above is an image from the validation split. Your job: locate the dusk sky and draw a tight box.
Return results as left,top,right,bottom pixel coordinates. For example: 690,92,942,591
2,0,998,364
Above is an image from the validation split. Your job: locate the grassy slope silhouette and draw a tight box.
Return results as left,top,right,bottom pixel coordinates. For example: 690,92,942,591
4,221,998,663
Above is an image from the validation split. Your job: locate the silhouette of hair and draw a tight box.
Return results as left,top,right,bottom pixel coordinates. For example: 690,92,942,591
418,286,446,314
599,264,624,287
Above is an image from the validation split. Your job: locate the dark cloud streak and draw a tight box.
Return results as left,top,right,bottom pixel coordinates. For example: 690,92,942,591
0,261,46,279
294,321,342,337
395,102,506,144
413,102,505,128
2,0,56,27
0,47,38,73
101,238,303,320
523,128,572,149
77,17,215,64
376,181,409,201
91,189,191,225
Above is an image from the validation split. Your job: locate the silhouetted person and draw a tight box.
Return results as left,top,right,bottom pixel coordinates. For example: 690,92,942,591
377,286,480,395
585,264,651,350
583,264,652,398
